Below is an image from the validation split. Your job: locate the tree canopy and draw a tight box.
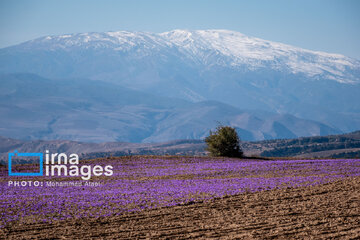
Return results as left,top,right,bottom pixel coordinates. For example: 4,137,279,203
205,125,243,158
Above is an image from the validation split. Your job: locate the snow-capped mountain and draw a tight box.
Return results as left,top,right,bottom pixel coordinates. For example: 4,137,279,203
6,29,359,84
0,29,360,137
161,30,359,83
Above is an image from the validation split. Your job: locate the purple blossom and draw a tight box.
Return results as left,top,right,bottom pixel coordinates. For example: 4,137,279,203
0,157,359,228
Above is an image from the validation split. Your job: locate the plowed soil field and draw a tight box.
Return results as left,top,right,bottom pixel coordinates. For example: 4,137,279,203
1,157,360,239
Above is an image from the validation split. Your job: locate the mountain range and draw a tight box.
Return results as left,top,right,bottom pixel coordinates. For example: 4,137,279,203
0,29,359,142
0,73,338,142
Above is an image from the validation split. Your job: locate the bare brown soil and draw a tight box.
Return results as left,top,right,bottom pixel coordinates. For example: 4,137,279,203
2,177,360,239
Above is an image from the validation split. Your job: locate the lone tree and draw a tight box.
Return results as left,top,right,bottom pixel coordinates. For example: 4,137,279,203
205,125,243,158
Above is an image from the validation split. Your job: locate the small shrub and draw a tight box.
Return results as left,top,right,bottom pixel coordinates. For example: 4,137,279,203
205,125,243,158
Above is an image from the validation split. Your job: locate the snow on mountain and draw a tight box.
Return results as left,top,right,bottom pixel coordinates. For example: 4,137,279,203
160,30,358,83
23,31,169,54
14,29,360,84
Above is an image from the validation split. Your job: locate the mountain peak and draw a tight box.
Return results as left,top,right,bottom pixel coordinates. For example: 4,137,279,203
1,29,359,84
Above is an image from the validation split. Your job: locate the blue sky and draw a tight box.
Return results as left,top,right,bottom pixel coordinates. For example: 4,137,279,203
1,0,359,58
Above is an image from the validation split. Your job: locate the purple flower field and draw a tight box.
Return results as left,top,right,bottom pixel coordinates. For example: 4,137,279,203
1,156,360,228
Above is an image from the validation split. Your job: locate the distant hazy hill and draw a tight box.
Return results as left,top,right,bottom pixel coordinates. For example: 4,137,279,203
1,30,360,134
0,136,205,163
242,130,360,158
0,73,339,143
1,131,360,163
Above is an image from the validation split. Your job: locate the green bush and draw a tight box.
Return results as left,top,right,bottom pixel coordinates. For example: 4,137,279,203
205,125,243,157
